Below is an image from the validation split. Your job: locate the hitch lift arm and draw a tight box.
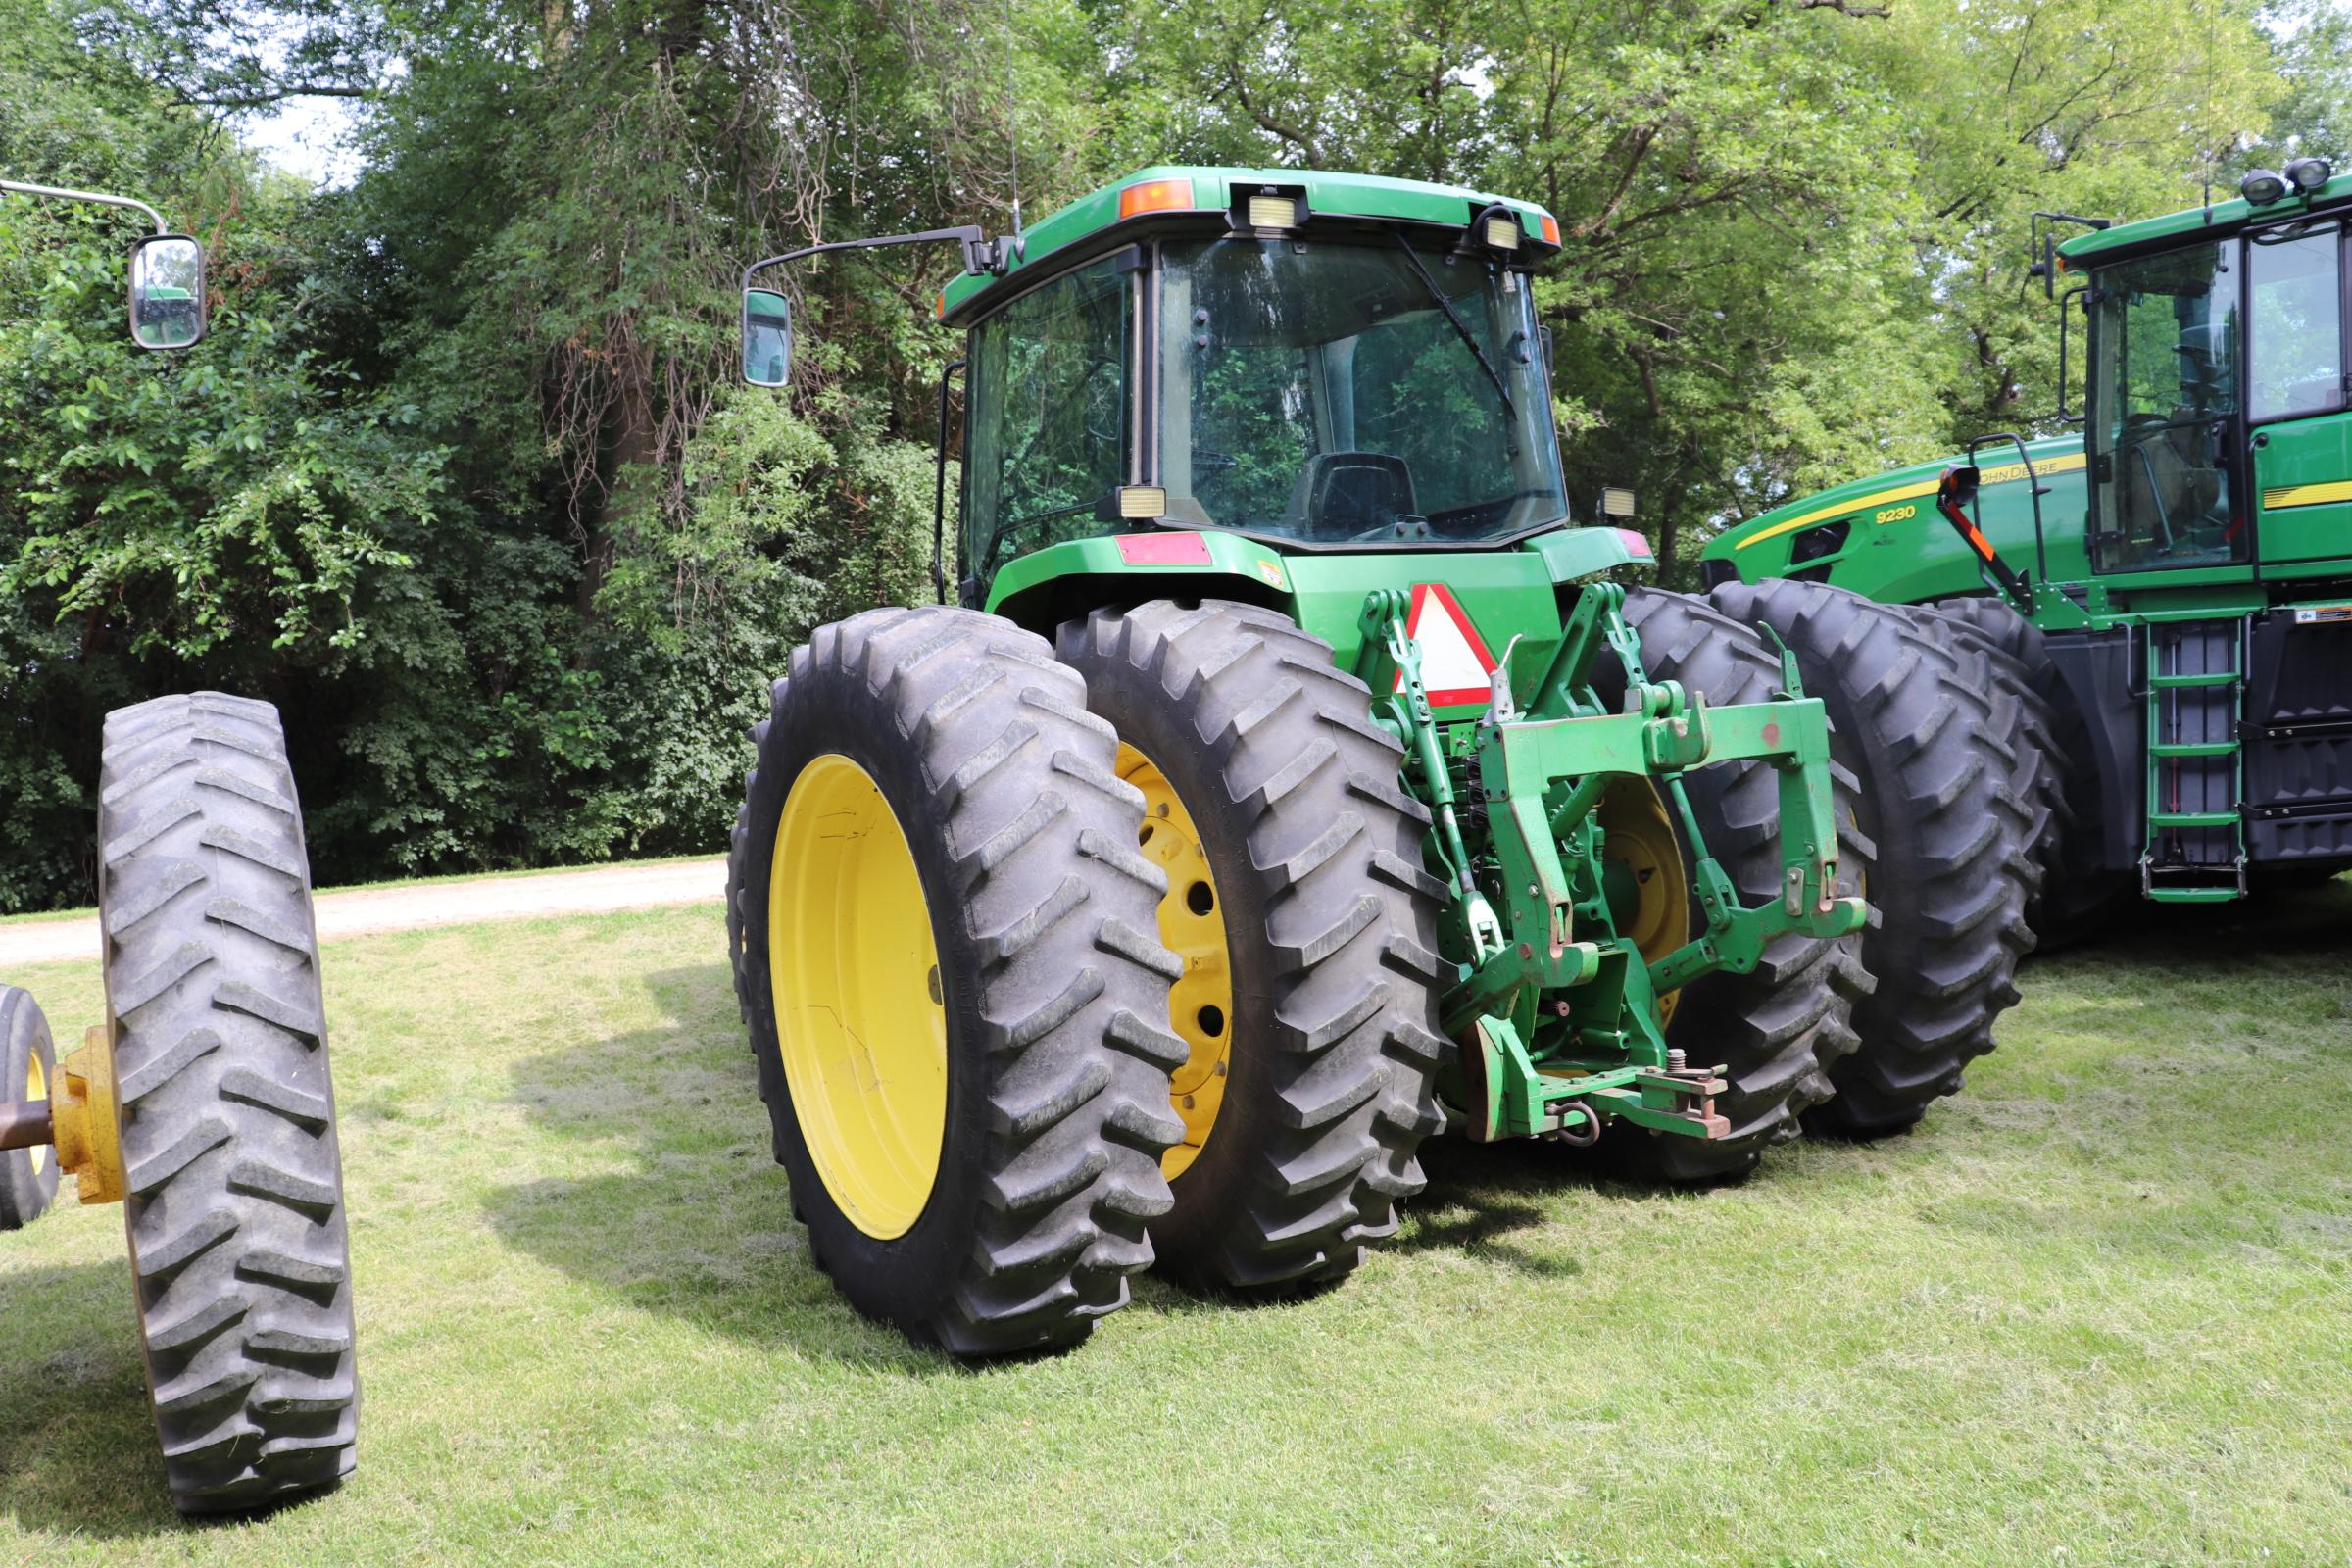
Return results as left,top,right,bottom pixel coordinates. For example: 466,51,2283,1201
1356,583,1867,1146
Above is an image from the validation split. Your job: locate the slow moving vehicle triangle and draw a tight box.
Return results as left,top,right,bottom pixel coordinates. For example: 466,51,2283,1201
1399,582,1497,707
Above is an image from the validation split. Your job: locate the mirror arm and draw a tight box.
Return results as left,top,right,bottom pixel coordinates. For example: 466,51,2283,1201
2027,210,2114,300
2055,282,2089,424
740,225,1006,292
0,177,168,233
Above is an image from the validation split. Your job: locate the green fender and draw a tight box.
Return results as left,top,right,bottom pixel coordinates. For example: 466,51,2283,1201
982,525,1655,699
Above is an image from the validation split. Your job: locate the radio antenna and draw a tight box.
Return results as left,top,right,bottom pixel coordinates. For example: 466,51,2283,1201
1004,0,1023,255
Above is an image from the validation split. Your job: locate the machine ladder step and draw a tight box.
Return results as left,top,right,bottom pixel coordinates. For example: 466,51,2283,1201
2142,617,2248,900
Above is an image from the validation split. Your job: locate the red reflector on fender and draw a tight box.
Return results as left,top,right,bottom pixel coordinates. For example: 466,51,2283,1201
1615,527,1652,559
1115,532,1212,565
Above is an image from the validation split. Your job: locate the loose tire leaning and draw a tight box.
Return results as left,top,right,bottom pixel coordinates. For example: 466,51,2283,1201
0,986,61,1229
97,693,357,1513
1595,589,1874,1181
1709,581,2036,1137
735,607,1186,1356
1056,601,1448,1292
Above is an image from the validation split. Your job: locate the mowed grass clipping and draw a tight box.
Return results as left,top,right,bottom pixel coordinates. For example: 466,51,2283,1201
3,890,2350,1566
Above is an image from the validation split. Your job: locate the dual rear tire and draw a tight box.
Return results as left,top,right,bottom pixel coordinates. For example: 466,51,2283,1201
3,696,358,1514
1602,589,1875,1180
1055,601,1448,1291
1709,582,2038,1136
730,608,1185,1355
728,601,1447,1335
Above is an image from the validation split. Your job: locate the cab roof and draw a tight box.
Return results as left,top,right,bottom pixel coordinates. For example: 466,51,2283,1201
2059,167,2352,265
938,165,1561,324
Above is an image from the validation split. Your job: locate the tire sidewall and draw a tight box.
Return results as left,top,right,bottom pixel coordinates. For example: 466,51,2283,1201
0,988,59,1224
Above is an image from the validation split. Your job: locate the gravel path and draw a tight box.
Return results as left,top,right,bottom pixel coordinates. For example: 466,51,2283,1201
0,857,727,970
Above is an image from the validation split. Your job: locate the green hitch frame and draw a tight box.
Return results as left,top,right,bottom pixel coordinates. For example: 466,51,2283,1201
1355,582,1866,1147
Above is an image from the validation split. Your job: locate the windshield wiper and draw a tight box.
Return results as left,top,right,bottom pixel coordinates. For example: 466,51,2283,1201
1391,231,1517,427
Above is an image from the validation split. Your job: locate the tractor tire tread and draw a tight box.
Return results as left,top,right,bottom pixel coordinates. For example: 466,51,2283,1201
1057,600,1446,1292
736,607,1179,1356
99,694,356,1514
1709,583,2036,1136
1921,595,2127,940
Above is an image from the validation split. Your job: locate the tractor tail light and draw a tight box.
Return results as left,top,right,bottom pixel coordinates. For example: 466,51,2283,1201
1119,178,1196,220
1539,213,1561,246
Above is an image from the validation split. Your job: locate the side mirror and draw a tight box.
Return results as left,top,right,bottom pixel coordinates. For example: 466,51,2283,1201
128,234,206,350
742,287,793,387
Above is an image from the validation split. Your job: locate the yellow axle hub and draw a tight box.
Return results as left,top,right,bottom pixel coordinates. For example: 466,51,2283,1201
767,753,949,1240
51,1024,124,1206
24,1047,46,1177
1596,780,1690,1026
1118,742,1234,1180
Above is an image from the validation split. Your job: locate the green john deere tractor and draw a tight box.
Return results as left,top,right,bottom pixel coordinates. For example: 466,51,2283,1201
1706,156,2352,928
725,167,2036,1356
0,178,357,1512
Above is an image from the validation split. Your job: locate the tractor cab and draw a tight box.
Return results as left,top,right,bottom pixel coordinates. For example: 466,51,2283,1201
739,168,1664,676
941,173,1573,594
2072,193,2349,583
1702,156,2352,911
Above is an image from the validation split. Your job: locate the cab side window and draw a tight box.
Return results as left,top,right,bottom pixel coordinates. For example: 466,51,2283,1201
2248,225,2345,423
962,257,1131,585
2089,240,2245,570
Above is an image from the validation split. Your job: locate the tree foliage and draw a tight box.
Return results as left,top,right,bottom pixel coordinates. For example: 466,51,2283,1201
0,0,2340,907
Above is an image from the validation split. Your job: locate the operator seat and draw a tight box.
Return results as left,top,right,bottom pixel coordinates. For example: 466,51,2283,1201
1286,452,1420,539
2116,324,2233,552
2119,414,2223,549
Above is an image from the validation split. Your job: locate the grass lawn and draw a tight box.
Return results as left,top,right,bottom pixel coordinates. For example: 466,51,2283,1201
3,890,2349,1565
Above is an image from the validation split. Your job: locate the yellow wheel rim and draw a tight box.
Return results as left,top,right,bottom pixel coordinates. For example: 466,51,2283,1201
24,1050,45,1177
1597,780,1690,1025
1119,742,1233,1181
768,754,948,1240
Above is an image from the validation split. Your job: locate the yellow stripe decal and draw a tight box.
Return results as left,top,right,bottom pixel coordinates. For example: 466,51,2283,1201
2261,479,2352,511
1978,451,2088,487
1733,452,2086,552
1734,480,1936,550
